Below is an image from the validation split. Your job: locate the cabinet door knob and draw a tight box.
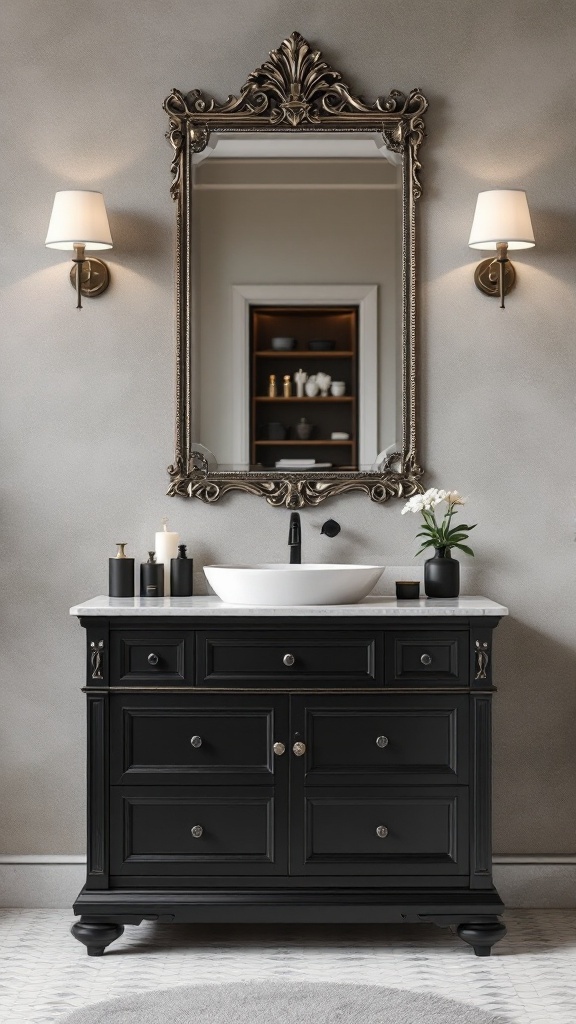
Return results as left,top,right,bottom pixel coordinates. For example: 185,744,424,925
147,652,159,666
376,735,389,748
190,735,202,748
292,741,306,757
273,741,286,756
376,825,389,839
420,653,432,666
190,825,203,838
283,653,295,667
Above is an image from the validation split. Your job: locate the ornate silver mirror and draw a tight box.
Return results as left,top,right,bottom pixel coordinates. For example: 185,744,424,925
164,32,427,507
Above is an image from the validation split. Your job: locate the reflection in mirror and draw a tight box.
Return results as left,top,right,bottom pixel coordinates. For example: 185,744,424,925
165,32,427,506
193,134,402,472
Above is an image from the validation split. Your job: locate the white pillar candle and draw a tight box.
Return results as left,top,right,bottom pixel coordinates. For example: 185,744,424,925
155,518,179,596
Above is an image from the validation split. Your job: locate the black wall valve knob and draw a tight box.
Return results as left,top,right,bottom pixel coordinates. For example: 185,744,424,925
321,519,341,538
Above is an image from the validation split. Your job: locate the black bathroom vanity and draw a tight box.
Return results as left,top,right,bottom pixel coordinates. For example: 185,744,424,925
70,595,507,957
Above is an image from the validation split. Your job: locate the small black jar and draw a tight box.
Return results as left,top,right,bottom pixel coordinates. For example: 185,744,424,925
424,547,460,599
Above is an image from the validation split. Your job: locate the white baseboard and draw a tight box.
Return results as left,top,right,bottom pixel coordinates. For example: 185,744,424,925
1,855,575,910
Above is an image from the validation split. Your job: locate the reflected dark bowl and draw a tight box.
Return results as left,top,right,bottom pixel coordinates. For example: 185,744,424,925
308,339,336,351
271,337,297,350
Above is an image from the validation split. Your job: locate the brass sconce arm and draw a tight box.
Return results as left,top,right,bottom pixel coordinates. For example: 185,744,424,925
474,241,514,309
72,243,86,310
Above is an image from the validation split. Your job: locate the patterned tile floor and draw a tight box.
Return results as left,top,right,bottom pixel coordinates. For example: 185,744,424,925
0,910,575,1024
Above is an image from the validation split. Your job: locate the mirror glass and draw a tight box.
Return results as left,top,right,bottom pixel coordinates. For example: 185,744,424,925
192,132,402,474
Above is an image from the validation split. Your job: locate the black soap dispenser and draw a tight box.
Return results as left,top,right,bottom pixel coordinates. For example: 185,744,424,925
171,544,193,597
140,551,164,597
109,543,135,597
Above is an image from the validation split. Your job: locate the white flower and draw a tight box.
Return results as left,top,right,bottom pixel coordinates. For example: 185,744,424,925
401,494,426,515
421,488,447,509
444,490,467,506
402,488,467,515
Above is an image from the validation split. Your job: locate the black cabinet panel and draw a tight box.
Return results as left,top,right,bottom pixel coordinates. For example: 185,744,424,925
110,631,194,685
111,786,287,876
291,787,468,876
292,694,467,785
110,693,289,786
198,630,381,686
386,632,468,686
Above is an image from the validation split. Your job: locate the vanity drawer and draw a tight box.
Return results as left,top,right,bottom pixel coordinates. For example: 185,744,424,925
292,786,468,876
110,786,286,876
110,631,194,685
109,693,289,785
386,632,468,686
294,694,467,785
197,631,382,686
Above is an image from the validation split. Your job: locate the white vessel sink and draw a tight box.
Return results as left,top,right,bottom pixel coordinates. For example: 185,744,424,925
203,563,385,607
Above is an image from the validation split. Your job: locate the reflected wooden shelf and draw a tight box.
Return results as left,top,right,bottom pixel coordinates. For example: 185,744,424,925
255,396,353,403
255,439,354,446
255,350,354,358
250,305,359,471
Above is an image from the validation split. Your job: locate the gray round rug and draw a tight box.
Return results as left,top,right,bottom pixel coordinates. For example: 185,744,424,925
57,981,512,1024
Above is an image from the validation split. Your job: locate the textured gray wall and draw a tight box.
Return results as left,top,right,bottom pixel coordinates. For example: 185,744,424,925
1,0,575,855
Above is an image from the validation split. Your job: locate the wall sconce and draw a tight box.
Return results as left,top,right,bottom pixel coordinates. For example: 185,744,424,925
45,190,113,309
468,189,535,308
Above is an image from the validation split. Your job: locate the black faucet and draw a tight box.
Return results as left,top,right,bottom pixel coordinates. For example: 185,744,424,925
288,512,301,564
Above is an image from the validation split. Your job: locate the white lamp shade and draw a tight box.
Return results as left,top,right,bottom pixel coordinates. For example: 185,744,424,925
45,190,113,250
468,189,535,251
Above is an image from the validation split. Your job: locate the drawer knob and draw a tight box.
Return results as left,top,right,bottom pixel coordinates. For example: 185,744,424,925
376,735,389,748
420,653,432,666
190,825,204,839
273,741,286,756
292,741,306,757
376,825,389,839
190,735,202,748
283,653,295,667
147,653,159,666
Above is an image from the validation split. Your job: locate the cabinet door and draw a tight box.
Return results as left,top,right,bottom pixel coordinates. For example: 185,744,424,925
289,695,470,877
109,694,289,879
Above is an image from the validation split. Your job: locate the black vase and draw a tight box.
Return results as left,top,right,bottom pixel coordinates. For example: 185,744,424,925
424,547,460,598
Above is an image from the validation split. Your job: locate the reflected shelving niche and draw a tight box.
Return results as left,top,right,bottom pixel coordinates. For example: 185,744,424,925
250,306,359,470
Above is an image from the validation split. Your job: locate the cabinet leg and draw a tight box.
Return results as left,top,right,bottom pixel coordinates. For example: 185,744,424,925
71,919,124,956
457,919,506,956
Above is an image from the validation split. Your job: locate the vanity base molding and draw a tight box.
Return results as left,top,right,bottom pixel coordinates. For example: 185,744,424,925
73,889,505,954
71,603,507,957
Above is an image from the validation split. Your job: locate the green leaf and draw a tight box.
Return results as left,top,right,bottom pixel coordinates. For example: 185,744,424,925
414,542,434,556
454,543,475,556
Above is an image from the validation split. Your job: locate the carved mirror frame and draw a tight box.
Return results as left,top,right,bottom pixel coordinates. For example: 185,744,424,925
164,32,427,508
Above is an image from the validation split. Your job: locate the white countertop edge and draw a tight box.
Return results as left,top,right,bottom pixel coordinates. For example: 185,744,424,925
70,595,509,617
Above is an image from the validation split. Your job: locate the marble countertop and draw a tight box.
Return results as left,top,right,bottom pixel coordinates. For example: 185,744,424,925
70,595,508,617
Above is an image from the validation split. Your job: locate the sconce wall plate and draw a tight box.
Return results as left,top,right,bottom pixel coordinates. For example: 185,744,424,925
474,256,515,299
69,258,110,298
